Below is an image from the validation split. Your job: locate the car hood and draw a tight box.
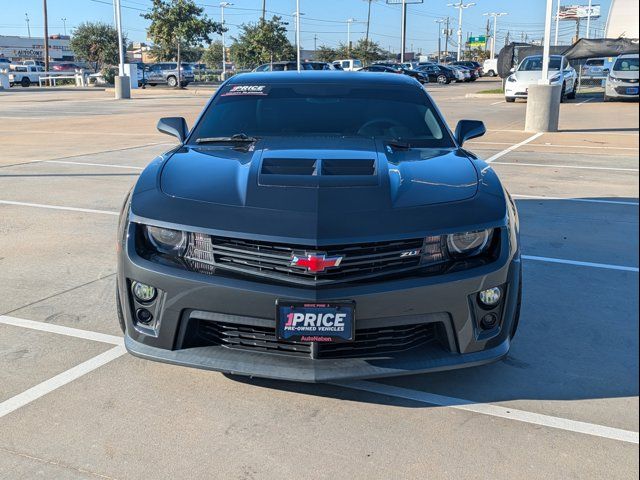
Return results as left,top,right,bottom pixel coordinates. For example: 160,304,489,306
513,70,562,83
612,70,639,80
131,137,507,244
159,137,477,210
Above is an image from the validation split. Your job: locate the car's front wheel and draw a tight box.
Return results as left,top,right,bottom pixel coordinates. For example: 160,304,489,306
167,75,178,88
437,74,448,85
567,81,577,99
21,77,31,87
505,97,516,103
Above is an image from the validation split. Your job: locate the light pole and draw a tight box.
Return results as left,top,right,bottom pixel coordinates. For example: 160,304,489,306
114,0,124,76
585,0,593,38
295,0,301,71
483,12,507,60
447,1,475,61
554,0,561,45
400,0,407,62
25,13,31,38
61,17,67,36
220,2,232,80
347,18,357,54
434,18,446,63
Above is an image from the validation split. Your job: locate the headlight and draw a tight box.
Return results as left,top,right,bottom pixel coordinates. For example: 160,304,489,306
446,229,493,257
507,75,517,82
609,75,619,82
550,73,562,83
145,225,187,255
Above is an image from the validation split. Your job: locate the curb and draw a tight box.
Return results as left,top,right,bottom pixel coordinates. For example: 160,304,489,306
465,93,504,99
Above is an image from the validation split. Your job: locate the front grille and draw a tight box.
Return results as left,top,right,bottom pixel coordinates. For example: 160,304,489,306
184,234,446,286
192,319,439,359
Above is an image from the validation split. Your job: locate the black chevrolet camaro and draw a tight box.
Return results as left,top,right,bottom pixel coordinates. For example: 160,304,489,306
117,72,522,382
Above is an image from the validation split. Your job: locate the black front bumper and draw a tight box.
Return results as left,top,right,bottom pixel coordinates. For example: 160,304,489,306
118,224,521,382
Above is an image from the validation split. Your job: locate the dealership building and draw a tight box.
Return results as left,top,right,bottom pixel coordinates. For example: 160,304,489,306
0,35,74,63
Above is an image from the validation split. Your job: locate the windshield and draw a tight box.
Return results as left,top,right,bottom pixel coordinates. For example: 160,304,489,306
613,57,639,71
189,83,453,147
519,56,562,71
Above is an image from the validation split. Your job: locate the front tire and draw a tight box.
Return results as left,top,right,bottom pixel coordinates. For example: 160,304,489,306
21,77,31,87
487,70,496,77
505,97,516,103
567,81,577,99
437,74,447,85
560,82,566,103
167,75,178,88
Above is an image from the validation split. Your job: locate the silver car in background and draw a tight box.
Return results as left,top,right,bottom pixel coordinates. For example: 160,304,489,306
505,55,577,103
605,54,639,102
146,62,195,88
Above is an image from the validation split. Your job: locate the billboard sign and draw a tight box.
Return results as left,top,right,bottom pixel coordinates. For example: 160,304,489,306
558,4,601,20
467,36,487,48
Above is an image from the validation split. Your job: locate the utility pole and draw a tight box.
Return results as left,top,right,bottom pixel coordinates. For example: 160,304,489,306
485,19,490,56
43,0,49,77
574,17,580,43
314,34,318,53
448,1,476,61
220,2,232,80
365,0,373,43
25,13,31,38
554,0,561,45
444,17,450,60
483,13,507,60
347,18,356,54
434,18,445,63
261,0,266,22
61,17,67,36
295,0,301,71
585,0,593,38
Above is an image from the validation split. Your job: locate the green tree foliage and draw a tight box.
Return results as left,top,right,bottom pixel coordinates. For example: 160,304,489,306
334,39,385,65
143,0,222,86
69,22,123,72
202,40,224,69
230,16,295,69
314,45,337,63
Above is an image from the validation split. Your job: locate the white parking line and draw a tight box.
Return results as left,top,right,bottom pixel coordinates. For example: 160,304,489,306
492,161,639,172
0,200,119,216
0,345,126,419
512,194,639,206
0,315,122,345
523,255,639,272
489,100,504,106
335,381,639,444
470,141,638,151
577,98,593,106
485,132,545,163
44,160,144,170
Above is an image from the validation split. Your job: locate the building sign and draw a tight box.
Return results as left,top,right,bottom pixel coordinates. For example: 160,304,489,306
0,36,73,61
467,36,487,48
558,4,601,20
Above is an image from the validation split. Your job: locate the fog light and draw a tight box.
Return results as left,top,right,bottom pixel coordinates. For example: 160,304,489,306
132,281,156,302
136,308,154,325
479,287,502,307
480,313,498,330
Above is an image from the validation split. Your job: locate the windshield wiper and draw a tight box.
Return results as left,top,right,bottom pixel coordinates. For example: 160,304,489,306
196,133,259,144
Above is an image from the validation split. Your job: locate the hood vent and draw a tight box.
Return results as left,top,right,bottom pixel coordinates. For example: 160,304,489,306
259,157,379,187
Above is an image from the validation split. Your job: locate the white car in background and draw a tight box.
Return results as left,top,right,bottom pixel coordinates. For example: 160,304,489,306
505,54,578,103
604,53,639,102
483,58,498,77
333,59,363,71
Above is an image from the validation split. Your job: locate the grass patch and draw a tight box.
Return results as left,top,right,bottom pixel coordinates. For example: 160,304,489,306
477,88,504,94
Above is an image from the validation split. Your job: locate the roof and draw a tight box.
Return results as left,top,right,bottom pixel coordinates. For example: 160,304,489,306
227,71,420,87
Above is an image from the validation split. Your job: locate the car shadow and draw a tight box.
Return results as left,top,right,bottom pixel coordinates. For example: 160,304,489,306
225,196,639,408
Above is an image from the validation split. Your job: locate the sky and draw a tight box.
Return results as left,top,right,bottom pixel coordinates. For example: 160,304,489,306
1,0,612,54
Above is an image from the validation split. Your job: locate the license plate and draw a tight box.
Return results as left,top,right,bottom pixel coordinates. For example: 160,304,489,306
276,301,355,343
626,87,638,95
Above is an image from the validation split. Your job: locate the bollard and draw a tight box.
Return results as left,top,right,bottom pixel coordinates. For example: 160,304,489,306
114,75,131,99
525,84,562,132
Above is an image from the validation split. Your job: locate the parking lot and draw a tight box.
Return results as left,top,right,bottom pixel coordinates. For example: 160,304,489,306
1,78,638,479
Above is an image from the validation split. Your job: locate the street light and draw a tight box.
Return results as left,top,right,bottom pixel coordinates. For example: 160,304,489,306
220,2,232,80
61,17,67,36
294,0,301,71
346,18,357,54
482,12,507,60
25,13,31,38
434,18,446,63
447,1,475,61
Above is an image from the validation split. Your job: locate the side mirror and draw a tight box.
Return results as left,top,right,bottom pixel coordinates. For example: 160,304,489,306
157,117,188,142
455,120,486,146
509,67,516,73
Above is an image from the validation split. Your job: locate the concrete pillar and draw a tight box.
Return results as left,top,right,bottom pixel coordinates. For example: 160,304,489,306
525,84,562,132
114,75,131,99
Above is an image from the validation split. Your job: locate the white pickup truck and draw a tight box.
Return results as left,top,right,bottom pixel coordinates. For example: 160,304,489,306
9,65,44,87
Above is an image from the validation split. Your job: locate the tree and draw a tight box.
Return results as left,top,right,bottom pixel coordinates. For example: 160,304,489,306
202,40,224,69
143,0,222,87
314,45,337,63
69,22,123,72
230,16,295,69
335,39,385,65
